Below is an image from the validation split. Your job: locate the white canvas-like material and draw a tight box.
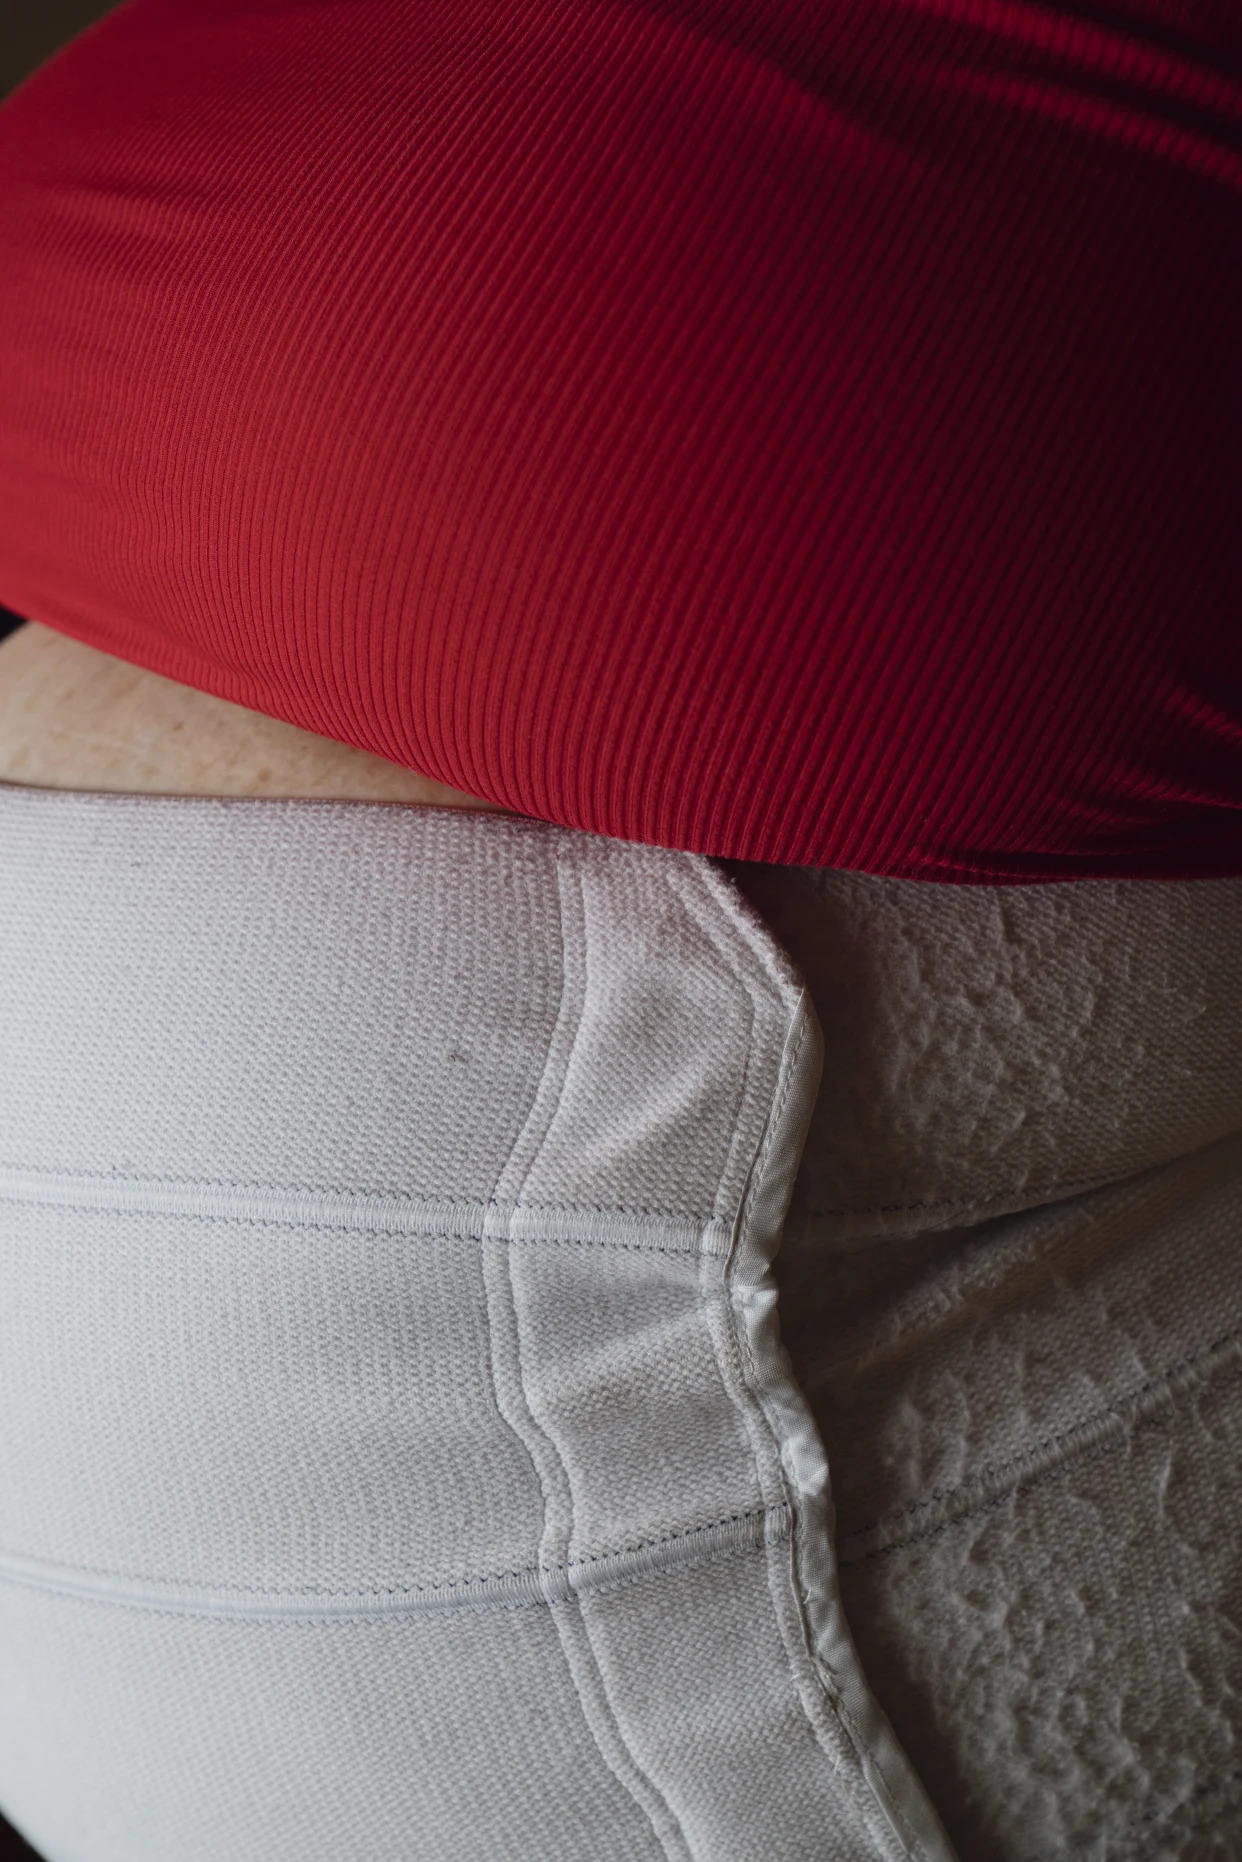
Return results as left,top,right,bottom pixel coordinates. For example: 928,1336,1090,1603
2,784,1241,1861
0,785,953,1862
726,859,1242,1862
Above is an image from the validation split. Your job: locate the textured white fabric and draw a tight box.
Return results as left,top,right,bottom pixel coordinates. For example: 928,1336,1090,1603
0,786,950,1862
1,787,1240,1861
726,860,1242,1861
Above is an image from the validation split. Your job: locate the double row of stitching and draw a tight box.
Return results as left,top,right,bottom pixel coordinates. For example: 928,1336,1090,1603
0,1165,722,1249
683,863,957,1862
479,855,696,1862
0,1505,790,1623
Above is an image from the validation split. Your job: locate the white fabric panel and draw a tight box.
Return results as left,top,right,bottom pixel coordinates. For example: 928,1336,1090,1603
1,800,567,1198
4,785,1241,1862
0,785,951,1862
0,1589,660,1862
727,859,1242,1861
821,1143,1242,1862
0,1207,542,1587
727,859,1242,1247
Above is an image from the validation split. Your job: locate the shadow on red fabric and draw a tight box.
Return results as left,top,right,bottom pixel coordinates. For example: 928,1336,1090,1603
0,0,1237,881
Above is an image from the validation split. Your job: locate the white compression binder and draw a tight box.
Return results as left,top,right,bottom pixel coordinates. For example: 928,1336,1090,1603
4,782,1242,1859
0,785,952,1862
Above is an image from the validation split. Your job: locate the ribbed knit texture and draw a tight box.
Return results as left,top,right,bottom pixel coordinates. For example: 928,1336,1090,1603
0,0,1238,880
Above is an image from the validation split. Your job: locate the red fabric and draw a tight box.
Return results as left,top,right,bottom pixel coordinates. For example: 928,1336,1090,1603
0,0,1238,881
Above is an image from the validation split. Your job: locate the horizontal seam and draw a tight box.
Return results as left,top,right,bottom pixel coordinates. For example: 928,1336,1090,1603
0,1547,769,1630
0,1505,791,1623
0,1505,784,1600
800,1176,1134,1218
0,1161,711,1222
799,1130,1242,1221
0,1197,711,1252
840,1322,1242,1563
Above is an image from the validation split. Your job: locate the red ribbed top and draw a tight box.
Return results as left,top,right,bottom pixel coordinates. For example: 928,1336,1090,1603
0,0,1238,880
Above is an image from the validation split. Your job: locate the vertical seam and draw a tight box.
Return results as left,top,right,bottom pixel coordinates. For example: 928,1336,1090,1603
480,853,692,1862
728,1008,929,1862
678,860,938,1862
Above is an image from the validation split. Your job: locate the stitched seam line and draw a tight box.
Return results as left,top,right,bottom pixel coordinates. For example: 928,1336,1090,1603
489,859,689,1862
800,1181,1123,1219
798,1129,1242,1222
839,1324,1242,1564
687,864,932,1861
0,1516,787,1626
0,1507,786,1601
738,1009,929,1862
0,1163,711,1223
0,1193,714,1250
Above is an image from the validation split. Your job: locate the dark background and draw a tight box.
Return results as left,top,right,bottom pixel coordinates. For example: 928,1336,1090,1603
1,13,127,1859
0,3,124,652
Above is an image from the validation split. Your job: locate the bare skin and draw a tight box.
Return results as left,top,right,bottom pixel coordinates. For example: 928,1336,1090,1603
0,620,515,812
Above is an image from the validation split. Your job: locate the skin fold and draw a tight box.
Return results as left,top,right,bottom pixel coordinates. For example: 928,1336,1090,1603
0,621,515,812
